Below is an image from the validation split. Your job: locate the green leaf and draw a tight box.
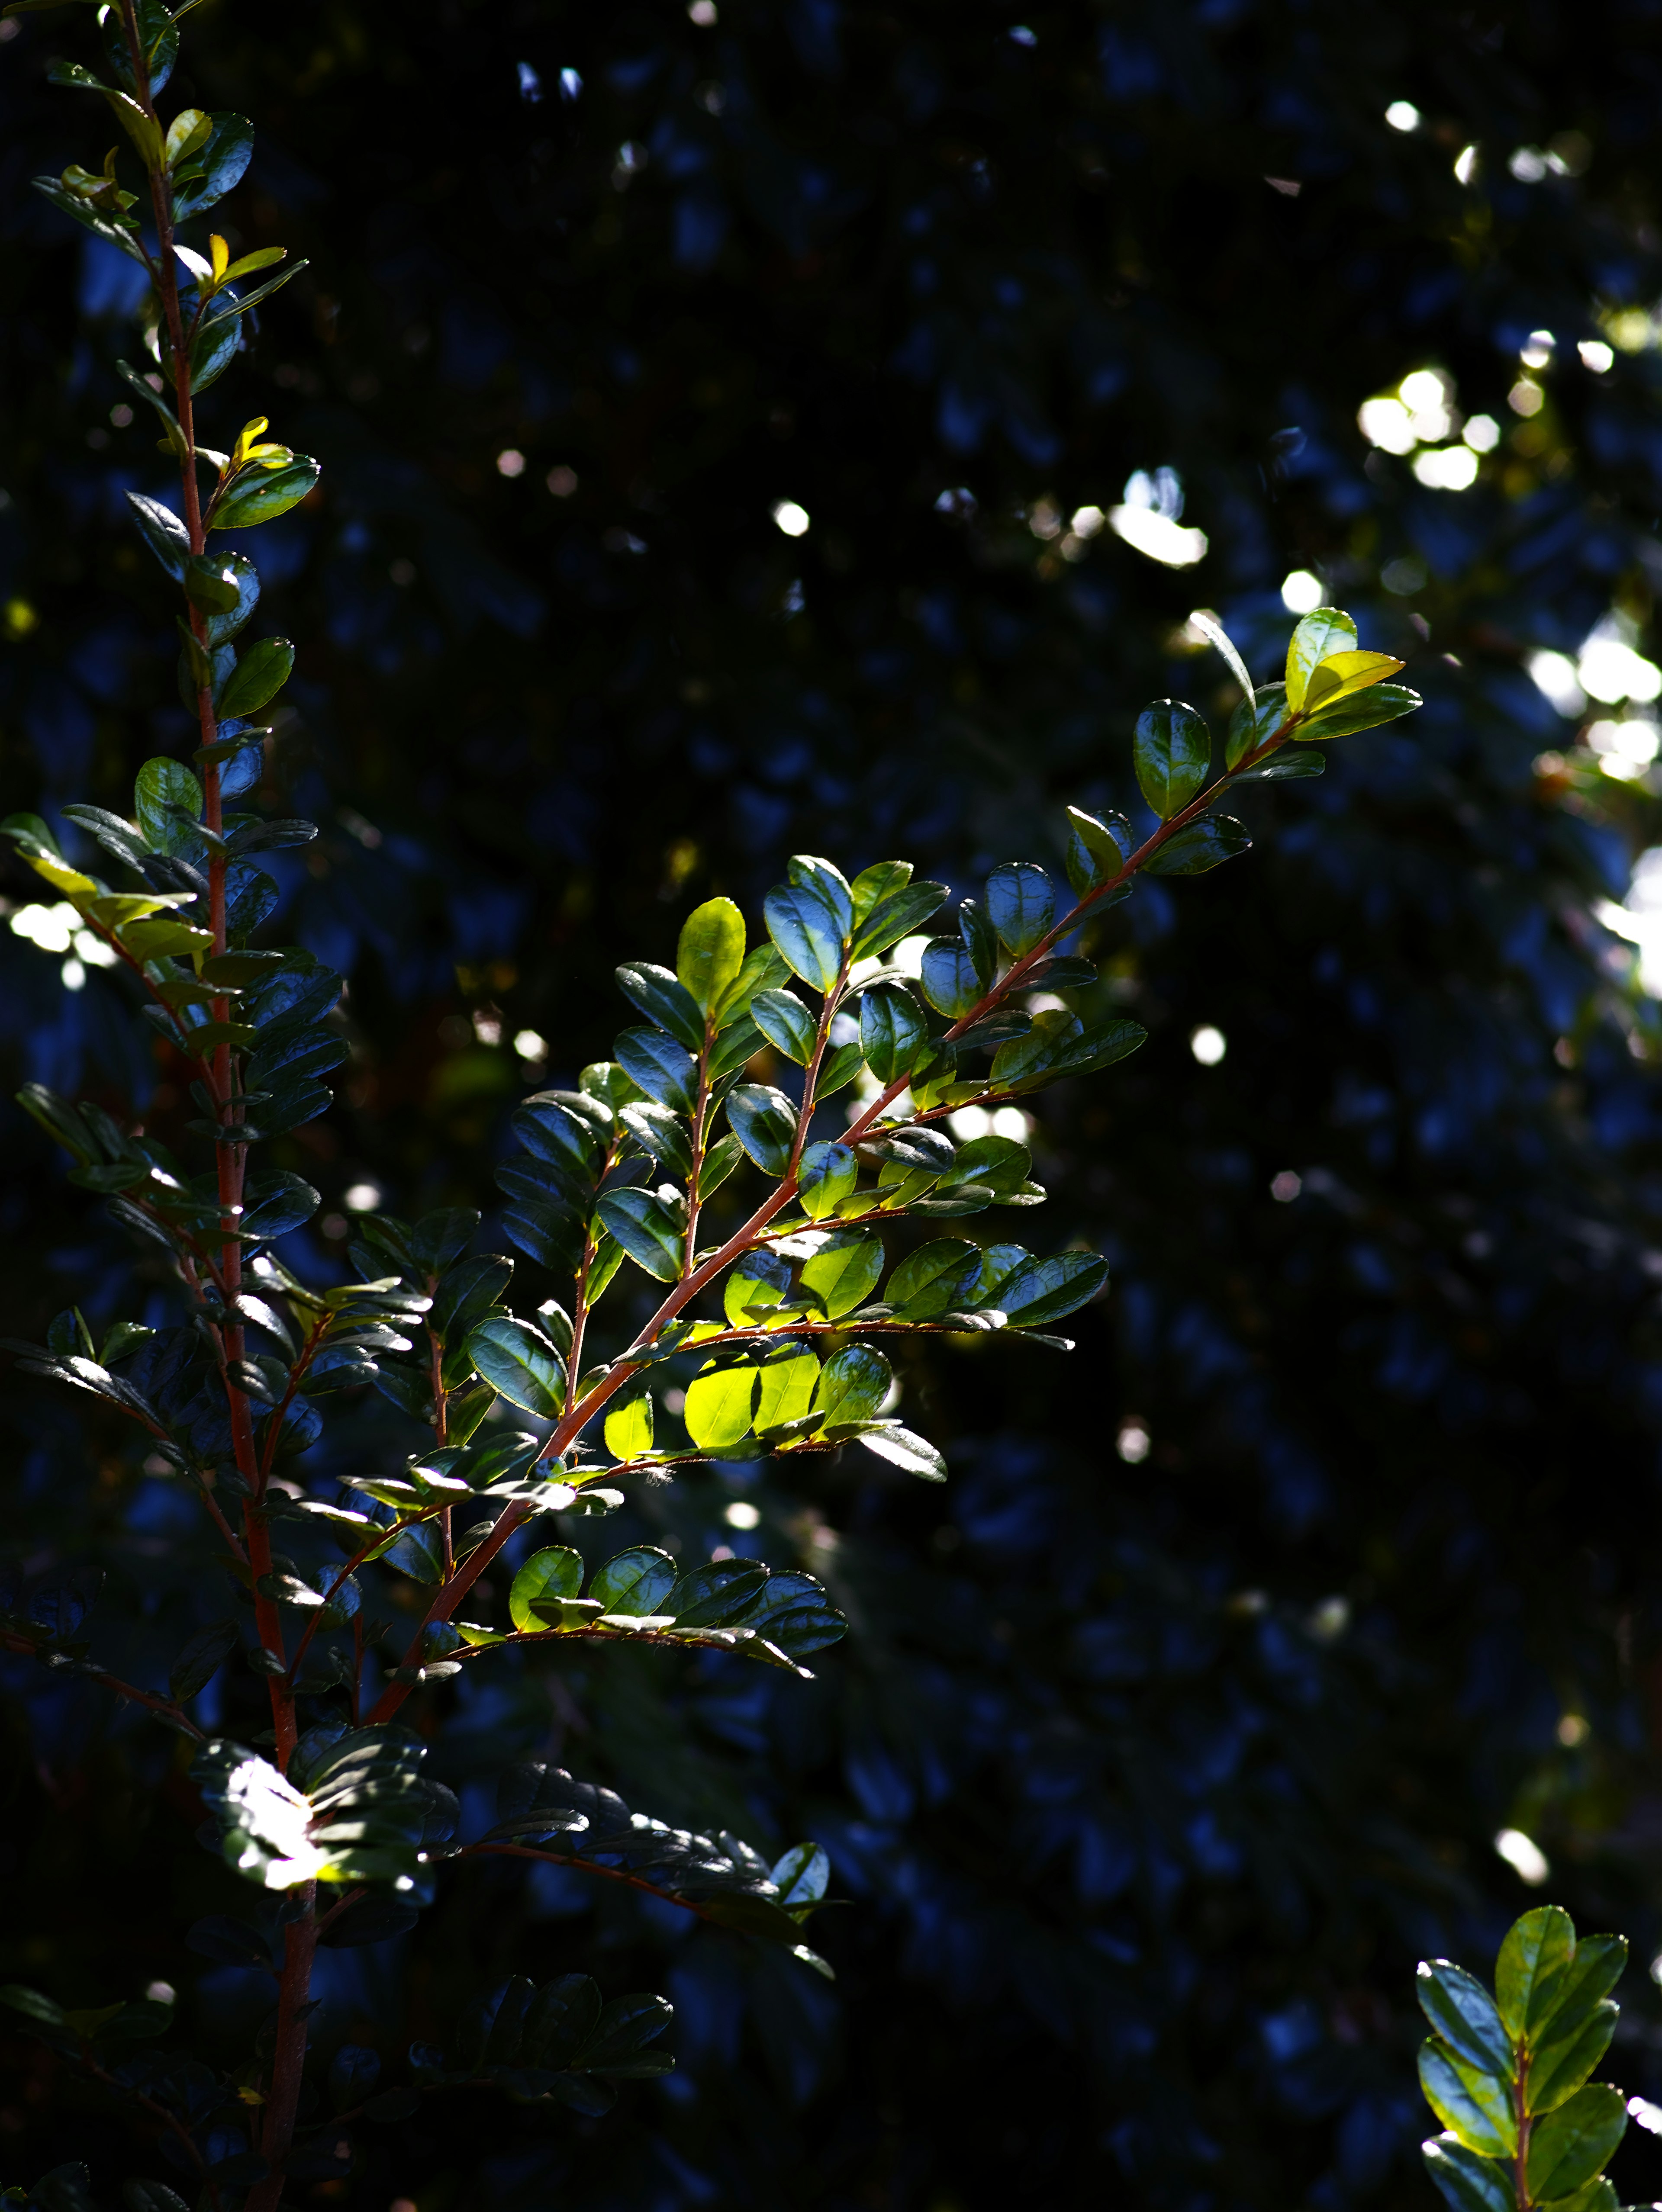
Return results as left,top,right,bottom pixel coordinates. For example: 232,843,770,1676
888,1238,982,1318
754,1344,820,1432
212,455,320,531
1045,1016,1149,1079
856,1424,947,1479
1284,607,1358,712
815,1344,892,1427
169,108,254,216
725,1085,797,1176
1188,608,1256,722
1530,1934,1628,2052
850,877,951,960
134,757,203,857
860,985,930,1083
218,637,294,717
1301,648,1404,716
764,881,846,991
800,1230,884,1318
1,1984,66,2029
619,1100,692,1178
677,896,746,1016
616,961,705,1052
1142,816,1251,876
814,1040,865,1101
984,862,1055,955
700,1132,745,1197
798,1141,857,1220
1540,2180,1618,2212
1417,1961,1514,2079
1422,2136,1515,2212
125,492,189,579
603,1391,654,1461
750,988,817,1064
849,858,911,923
1227,681,1290,768
515,1092,608,1177
684,1360,760,1450
168,1620,237,1701
1498,1906,1577,2041
1063,804,1132,898
467,1315,567,1418
991,1007,1082,1087
594,1187,685,1282
1528,2003,1618,2115
182,553,243,616
772,1840,831,1907
1134,700,1210,821
724,1248,792,1323
1230,746,1325,782
1526,2083,1627,2201
589,1545,678,1616
918,938,982,1019
1298,680,1424,739
30,173,147,262
994,1250,1108,1326
1418,2039,1517,2157
428,1254,513,1347
711,942,790,1028
204,552,261,646
509,1547,584,1631
615,1026,698,1115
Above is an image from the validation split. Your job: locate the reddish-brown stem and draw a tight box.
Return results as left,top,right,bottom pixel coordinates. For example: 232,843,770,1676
82,2045,224,2209
114,15,311,2197
0,1636,204,1737
257,1892,317,2180
459,1839,762,1924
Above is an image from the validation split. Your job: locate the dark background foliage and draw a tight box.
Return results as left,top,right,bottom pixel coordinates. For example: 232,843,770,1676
6,0,1662,2206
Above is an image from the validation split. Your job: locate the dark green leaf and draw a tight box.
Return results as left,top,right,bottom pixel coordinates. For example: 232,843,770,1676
888,1238,982,1318
750,988,817,1064
1142,815,1251,875
171,111,253,220
994,1250,1109,1326
1134,700,1210,820
1225,682,1290,769
168,1619,237,1701
1422,2136,1514,2212
765,881,847,991
429,1255,512,1346
514,1092,608,1177
595,1187,685,1281
1416,1961,1514,2078
125,492,189,579
984,862,1055,955
218,637,294,717
1525,2083,1627,2201
850,877,950,959
1063,804,1132,897
211,455,320,532
467,1315,566,1418
724,1248,793,1324
616,961,705,1051
615,1026,698,1115
860,985,931,1083
725,1085,797,1176
918,938,981,1019
589,1546,677,1616
619,1100,693,1178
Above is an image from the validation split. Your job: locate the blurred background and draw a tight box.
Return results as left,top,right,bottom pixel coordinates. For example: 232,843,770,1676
5,0,1662,2205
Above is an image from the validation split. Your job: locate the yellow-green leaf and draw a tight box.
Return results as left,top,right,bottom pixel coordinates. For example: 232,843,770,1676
1284,606,1357,712
1301,649,1405,717
164,107,211,167
603,1392,655,1462
754,1345,820,1433
684,1360,759,1450
677,896,746,1017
